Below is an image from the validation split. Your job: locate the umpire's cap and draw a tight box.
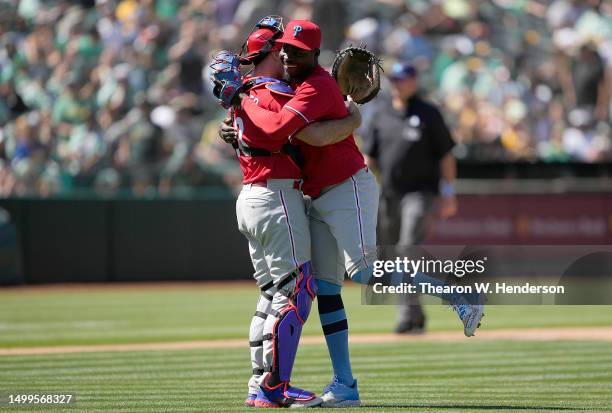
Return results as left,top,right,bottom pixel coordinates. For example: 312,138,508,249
389,62,418,80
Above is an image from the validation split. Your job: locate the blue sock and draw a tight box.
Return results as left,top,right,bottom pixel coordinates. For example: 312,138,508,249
412,271,455,301
316,279,354,386
409,272,478,303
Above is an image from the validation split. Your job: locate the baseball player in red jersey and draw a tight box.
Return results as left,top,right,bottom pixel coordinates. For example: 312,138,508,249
234,19,484,407
211,16,361,408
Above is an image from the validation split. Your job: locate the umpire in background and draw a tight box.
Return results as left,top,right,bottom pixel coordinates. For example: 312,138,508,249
363,62,458,334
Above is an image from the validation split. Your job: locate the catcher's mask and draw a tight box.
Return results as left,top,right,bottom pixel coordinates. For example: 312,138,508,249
239,15,284,65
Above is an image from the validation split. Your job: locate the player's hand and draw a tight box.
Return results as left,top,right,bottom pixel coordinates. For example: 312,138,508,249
218,117,238,145
234,92,248,107
346,100,362,129
439,195,458,219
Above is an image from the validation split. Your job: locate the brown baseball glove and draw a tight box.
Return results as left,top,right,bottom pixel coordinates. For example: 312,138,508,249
332,46,382,104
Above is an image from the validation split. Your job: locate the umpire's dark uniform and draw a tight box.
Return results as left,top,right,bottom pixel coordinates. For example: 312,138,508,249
362,63,455,333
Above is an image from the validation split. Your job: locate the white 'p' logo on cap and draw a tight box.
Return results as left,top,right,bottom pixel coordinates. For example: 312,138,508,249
293,25,302,38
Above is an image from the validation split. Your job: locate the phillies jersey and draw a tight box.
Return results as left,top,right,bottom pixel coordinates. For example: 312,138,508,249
241,66,365,196
233,77,302,184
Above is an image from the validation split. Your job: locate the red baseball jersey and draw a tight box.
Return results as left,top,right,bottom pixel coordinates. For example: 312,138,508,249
241,66,365,196
233,77,302,184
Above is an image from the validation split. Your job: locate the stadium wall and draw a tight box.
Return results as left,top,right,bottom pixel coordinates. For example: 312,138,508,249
0,191,611,284
0,197,253,284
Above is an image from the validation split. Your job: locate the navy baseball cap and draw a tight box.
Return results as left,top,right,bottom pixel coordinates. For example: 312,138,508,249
390,62,417,80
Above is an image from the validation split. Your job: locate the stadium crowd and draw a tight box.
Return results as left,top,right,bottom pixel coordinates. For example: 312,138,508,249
0,0,610,197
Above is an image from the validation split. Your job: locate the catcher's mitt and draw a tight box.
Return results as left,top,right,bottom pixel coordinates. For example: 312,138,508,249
209,50,243,108
332,46,382,104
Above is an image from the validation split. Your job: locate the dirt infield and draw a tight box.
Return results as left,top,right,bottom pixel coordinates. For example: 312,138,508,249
2,327,612,356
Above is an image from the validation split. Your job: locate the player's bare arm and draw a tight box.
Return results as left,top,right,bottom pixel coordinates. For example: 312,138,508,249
295,101,361,147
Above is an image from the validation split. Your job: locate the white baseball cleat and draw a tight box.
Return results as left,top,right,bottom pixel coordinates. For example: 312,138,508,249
451,295,484,337
320,376,361,408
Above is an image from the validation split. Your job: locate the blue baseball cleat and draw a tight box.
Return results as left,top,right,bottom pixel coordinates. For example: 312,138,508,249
255,382,322,408
245,393,257,407
320,376,361,408
451,294,484,337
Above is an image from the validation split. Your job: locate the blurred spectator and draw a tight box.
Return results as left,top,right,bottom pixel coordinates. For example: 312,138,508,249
0,0,243,197
565,44,609,120
0,0,609,198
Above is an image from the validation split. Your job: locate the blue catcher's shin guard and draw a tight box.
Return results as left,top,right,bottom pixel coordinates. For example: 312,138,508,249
263,261,316,385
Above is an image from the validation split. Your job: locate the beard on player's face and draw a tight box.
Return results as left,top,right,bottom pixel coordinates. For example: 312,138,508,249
281,44,317,82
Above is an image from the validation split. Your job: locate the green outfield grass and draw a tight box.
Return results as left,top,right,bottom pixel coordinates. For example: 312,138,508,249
1,341,611,412
1,283,612,348
1,283,612,412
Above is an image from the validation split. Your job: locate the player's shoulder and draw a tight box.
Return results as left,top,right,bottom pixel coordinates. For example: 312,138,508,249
247,77,294,107
247,77,294,96
300,66,338,91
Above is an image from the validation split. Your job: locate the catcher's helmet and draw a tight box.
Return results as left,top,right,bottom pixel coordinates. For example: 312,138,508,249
239,16,284,65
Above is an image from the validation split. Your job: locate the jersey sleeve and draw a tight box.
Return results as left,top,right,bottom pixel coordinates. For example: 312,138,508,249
236,89,294,150
283,80,335,124
241,96,306,143
240,79,334,142
265,92,285,113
